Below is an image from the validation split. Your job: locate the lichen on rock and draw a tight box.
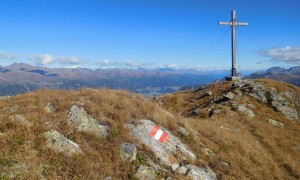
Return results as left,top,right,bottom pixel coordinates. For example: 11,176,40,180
68,105,110,138
44,130,83,156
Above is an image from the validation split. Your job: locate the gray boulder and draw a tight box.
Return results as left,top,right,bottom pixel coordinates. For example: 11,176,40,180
134,165,156,180
238,106,255,118
44,130,83,156
127,119,196,170
268,119,284,128
68,105,110,138
120,143,137,162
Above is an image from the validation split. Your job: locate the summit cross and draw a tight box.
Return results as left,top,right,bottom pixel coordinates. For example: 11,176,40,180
218,10,248,77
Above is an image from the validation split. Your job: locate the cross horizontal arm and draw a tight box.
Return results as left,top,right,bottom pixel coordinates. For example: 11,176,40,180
218,22,231,25
236,22,249,26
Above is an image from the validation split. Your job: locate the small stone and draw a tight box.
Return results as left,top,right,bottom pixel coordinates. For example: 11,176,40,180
202,147,216,156
223,92,235,101
211,109,222,115
178,127,189,137
292,146,300,152
134,165,156,180
45,102,57,113
103,176,112,180
267,119,284,128
205,91,213,96
171,163,180,171
177,166,188,174
247,104,256,109
221,162,229,166
120,143,137,162
238,106,255,118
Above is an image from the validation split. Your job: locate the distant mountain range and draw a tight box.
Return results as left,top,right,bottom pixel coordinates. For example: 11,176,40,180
0,63,220,96
247,66,300,87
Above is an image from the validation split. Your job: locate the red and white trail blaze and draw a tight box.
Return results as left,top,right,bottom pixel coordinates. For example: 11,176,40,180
150,125,168,143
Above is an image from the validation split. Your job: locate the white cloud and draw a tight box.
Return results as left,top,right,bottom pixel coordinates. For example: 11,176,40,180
28,54,86,66
28,54,55,66
57,56,85,65
97,59,156,68
102,59,110,65
0,51,19,60
258,46,300,65
164,64,180,69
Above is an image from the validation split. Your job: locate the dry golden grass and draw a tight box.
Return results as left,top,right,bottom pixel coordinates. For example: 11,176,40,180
0,78,299,179
161,79,300,179
0,88,184,179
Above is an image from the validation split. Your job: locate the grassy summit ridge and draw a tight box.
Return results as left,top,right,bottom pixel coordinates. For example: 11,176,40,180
0,78,299,179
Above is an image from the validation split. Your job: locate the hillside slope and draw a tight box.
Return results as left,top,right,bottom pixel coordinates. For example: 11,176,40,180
0,79,299,179
0,88,216,179
159,78,300,179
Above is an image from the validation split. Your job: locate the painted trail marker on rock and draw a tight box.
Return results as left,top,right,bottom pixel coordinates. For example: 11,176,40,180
150,125,168,143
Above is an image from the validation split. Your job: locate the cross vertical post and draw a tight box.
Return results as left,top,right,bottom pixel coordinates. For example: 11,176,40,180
218,10,248,78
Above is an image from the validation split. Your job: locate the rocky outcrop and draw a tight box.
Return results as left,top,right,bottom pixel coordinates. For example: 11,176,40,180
268,91,298,121
44,130,83,156
126,119,196,169
233,80,299,121
68,105,110,138
126,119,216,179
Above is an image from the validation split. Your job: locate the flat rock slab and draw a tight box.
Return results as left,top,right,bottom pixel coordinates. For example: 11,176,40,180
127,119,196,170
44,130,83,156
68,105,110,138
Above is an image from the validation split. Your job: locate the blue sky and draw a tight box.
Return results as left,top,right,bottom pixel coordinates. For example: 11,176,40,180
0,0,299,70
